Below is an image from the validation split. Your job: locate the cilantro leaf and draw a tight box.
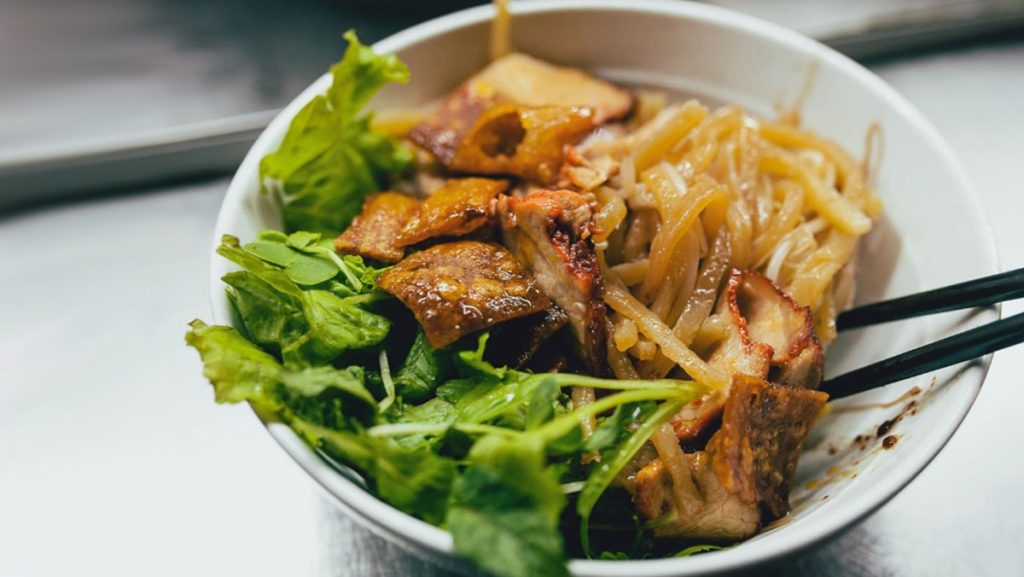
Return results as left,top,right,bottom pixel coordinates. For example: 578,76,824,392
216,235,390,366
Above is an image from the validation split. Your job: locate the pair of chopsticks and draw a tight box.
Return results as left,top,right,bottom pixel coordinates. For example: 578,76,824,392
821,267,1024,400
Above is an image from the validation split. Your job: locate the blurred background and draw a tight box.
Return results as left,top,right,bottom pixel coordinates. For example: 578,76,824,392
3,0,1024,206
2,1,1023,577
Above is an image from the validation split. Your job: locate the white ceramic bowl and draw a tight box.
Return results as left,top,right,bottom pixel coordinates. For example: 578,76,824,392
209,1,998,574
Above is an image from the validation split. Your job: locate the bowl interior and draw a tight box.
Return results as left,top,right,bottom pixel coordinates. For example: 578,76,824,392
210,2,997,575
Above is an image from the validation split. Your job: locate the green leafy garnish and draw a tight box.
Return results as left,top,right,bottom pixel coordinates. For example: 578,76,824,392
185,320,376,425
279,365,375,408
185,32,724,577
293,420,456,525
189,307,707,576
393,329,451,403
184,320,283,409
260,31,412,234
245,231,344,286
583,401,656,453
448,435,570,577
675,544,724,557
289,289,390,365
217,234,389,366
577,398,690,557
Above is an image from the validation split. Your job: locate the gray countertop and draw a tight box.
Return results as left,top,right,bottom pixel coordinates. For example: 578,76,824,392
1,0,1011,162
2,37,1023,577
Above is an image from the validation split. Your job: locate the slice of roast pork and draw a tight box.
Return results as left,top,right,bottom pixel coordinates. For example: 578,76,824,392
673,269,825,443
633,374,828,540
500,189,609,374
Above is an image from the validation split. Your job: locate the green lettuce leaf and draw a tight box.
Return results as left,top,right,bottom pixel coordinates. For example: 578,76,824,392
185,320,377,427
184,320,282,409
223,271,307,349
283,289,390,365
447,434,569,577
278,365,376,430
280,365,375,407
260,31,412,234
291,419,456,525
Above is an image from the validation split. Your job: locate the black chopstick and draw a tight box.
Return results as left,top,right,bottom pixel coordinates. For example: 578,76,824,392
836,267,1024,332
821,311,1024,399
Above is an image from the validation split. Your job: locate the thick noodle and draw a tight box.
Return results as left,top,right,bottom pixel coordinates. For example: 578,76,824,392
639,171,728,297
602,267,729,389
641,226,731,379
589,99,879,382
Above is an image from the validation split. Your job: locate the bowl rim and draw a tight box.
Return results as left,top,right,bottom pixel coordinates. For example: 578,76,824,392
208,1,999,574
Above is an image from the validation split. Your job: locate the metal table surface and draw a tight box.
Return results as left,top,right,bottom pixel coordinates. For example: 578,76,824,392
3,38,1023,577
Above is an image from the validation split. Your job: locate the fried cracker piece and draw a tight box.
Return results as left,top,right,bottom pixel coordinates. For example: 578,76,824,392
378,241,551,348
395,178,508,247
409,53,630,184
412,100,596,184
334,192,420,263
472,53,632,123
